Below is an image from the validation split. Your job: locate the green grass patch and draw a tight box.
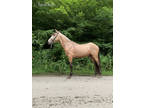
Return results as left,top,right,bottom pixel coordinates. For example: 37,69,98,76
32,67,113,76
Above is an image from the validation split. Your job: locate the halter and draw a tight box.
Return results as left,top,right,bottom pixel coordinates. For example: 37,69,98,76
50,33,58,48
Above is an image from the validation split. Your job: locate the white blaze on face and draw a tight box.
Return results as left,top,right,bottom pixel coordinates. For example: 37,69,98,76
48,35,56,45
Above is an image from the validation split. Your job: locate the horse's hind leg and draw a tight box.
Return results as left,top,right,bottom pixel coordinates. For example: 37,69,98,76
98,53,101,75
94,60,101,75
91,54,101,76
89,55,99,76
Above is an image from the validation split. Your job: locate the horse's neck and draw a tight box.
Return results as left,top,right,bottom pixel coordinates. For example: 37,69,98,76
59,34,72,48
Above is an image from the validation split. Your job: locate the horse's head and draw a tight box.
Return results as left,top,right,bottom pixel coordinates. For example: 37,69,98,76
48,29,60,48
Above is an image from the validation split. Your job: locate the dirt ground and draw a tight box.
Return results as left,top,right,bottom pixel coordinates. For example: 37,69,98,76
32,76,113,108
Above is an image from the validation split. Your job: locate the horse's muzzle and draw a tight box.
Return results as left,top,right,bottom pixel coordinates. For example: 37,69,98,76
47,41,54,49
48,42,53,49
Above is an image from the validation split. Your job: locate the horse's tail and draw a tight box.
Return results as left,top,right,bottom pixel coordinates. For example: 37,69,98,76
98,50,102,74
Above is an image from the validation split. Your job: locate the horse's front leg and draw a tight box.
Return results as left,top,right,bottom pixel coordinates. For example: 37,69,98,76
67,56,73,79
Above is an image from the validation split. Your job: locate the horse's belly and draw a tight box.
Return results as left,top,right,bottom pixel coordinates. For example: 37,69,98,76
73,47,89,57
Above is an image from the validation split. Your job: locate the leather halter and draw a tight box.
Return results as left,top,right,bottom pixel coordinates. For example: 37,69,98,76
50,33,58,48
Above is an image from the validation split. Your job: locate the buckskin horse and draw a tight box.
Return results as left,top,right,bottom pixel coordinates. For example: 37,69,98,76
48,29,101,78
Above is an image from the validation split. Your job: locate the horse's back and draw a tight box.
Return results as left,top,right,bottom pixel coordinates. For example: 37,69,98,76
75,42,99,53
71,42,99,57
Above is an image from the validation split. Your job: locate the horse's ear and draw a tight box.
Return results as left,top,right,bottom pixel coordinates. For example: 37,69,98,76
55,29,59,33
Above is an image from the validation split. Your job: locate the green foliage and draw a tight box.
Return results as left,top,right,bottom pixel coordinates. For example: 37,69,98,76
32,0,113,75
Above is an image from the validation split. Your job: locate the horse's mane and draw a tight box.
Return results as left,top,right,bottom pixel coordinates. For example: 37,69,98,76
59,33,79,45
60,33,71,41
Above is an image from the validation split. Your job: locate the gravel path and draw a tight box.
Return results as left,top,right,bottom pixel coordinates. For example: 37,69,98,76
32,76,113,108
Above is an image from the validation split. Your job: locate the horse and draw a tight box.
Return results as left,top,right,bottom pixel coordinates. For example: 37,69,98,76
48,29,101,78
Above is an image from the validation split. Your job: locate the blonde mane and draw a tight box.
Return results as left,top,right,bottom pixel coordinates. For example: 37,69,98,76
59,32,79,45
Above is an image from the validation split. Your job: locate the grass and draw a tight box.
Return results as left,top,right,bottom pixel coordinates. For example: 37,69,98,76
32,67,113,76
32,62,113,76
